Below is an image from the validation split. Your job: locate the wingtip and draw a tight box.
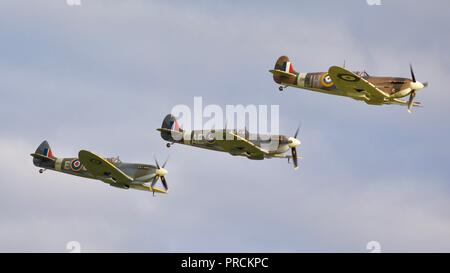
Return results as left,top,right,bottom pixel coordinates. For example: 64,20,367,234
328,65,343,74
78,149,91,157
329,65,341,70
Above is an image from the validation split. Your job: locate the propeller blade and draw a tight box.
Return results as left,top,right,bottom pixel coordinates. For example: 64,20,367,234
294,125,300,139
154,156,160,169
410,64,416,82
423,82,429,88
161,176,168,191
151,176,158,189
292,147,298,170
162,156,169,168
150,176,158,196
407,91,416,113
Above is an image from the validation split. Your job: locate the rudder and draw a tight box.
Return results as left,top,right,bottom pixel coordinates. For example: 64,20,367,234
274,56,296,74
273,56,298,84
31,140,56,168
160,114,183,142
34,140,55,159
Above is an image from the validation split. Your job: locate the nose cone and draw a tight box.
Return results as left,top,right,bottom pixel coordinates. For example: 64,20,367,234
156,168,168,177
288,137,301,148
410,81,425,90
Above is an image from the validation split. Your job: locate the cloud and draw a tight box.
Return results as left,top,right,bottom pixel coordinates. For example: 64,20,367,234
2,131,450,252
1,0,450,252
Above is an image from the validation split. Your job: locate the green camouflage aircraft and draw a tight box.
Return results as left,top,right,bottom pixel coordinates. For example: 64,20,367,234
157,114,302,170
270,56,428,113
31,141,169,195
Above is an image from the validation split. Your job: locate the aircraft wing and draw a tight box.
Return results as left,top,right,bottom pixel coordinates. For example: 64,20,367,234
129,184,168,194
217,131,269,158
78,150,133,185
328,66,389,101
389,99,422,107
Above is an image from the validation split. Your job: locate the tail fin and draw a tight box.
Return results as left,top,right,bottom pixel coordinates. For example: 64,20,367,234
159,114,183,142
31,140,56,167
274,56,296,73
34,140,55,158
272,56,298,84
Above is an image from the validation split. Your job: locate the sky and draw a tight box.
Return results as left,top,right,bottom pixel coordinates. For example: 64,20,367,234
1,0,450,252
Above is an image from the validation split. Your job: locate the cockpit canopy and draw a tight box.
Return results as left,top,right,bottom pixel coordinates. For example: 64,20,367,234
107,156,122,164
235,128,250,136
354,71,370,78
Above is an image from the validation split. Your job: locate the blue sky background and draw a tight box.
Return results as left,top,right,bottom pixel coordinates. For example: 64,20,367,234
1,0,450,252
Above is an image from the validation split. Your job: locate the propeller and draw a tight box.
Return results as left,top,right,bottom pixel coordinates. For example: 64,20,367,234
407,64,428,113
151,156,169,196
288,125,301,170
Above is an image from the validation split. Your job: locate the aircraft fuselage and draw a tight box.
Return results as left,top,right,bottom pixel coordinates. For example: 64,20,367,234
276,71,413,103
33,157,157,183
169,129,291,160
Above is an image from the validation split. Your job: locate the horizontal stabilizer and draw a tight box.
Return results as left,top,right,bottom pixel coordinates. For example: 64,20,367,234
157,128,183,134
269,69,297,78
157,128,184,141
30,153,56,162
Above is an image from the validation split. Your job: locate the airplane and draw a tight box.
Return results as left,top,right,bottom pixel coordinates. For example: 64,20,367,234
31,140,169,195
270,56,429,113
157,114,302,169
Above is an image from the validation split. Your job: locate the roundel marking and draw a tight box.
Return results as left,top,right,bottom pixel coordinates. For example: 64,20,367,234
320,73,334,87
206,131,216,144
337,73,359,82
70,159,83,172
